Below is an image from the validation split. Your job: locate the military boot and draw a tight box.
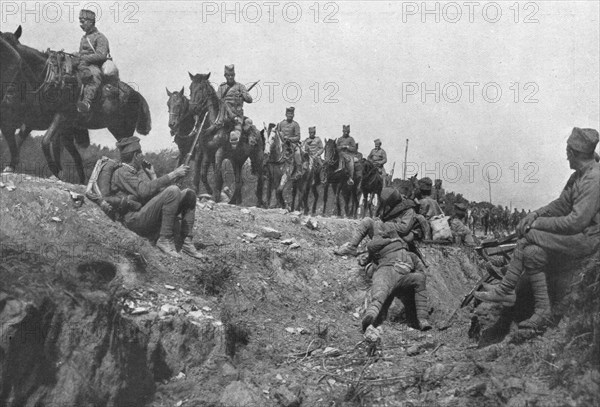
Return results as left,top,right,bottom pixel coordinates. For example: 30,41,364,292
362,302,381,333
473,263,521,306
181,237,205,260
414,291,433,331
518,270,551,330
156,237,181,259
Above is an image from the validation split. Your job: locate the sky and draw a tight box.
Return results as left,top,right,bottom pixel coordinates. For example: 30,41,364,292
2,0,599,209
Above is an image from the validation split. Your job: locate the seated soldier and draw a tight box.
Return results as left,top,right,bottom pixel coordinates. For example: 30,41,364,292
367,139,387,175
302,126,324,172
416,177,443,220
277,107,303,180
335,125,357,185
111,136,204,259
474,127,600,330
450,202,476,246
360,191,433,332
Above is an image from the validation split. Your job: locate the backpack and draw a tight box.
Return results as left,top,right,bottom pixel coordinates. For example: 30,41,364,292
430,215,453,241
85,156,126,220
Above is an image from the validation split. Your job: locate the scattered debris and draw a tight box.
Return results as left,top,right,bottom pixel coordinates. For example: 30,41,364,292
323,347,341,357
51,217,62,223
243,232,258,240
241,208,251,214
303,217,319,230
65,189,85,207
164,285,176,290
261,227,282,239
131,307,150,315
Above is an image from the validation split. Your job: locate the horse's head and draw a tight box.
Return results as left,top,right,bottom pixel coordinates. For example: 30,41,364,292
0,26,22,48
166,87,189,135
263,123,280,160
188,72,215,115
323,138,338,167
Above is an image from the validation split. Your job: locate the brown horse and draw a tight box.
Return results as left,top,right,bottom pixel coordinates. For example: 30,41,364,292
263,124,295,209
0,26,151,183
188,73,264,206
360,159,383,217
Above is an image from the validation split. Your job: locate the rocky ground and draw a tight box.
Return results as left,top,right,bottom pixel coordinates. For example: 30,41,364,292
1,173,598,407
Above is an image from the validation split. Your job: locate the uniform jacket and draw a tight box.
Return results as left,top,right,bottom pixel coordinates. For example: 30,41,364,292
367,148,387,166
217,82,252,117
302,137,324,157
418,197,443,220
277,120,301,143
535,161,600,240
111,164,172,205
336,135,357,153
78,27,109,66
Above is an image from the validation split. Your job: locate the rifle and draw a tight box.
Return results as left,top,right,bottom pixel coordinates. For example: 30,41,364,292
438,233,518,330
183,111,209,166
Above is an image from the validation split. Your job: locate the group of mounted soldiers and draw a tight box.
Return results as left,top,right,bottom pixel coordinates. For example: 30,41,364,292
4,11,599,346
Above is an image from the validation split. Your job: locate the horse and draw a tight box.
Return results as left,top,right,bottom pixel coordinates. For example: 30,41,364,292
322,138,362,218
263,124,296,209
188,72,264,206
360,159,383,218
295,149,323,215
0,26,151,183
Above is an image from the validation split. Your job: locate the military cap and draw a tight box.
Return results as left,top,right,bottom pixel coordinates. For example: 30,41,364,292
224,64,235,74
374,139,381,144
454,202,467,213
308,126,316,132
376,187,402,217
286,106,295,113
343,125,350,132
116,136,142,155
79,9,96,21
567,127,599,154
418,177,433,191
435,179,442,185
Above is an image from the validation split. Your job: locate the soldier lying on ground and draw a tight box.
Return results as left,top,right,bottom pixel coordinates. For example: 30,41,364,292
333,187,427,256
359,190,433,332
111,136,204,260
474,127,600,330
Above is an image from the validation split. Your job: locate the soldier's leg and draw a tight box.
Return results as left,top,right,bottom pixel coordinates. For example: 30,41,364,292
474,238,532,306
396,272,432,331
178,188,204,259
78,64,101,112
518,244,551,329
362,265,399,332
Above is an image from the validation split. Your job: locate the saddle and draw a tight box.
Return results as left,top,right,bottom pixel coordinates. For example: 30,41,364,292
43,50,120,112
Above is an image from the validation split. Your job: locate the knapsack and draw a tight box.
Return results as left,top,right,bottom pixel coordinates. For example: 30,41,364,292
85,156,125,220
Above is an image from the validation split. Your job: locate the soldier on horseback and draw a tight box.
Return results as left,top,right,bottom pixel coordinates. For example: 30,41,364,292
276,107,303,180
73,9,109,114
367,138,387,176
302,126,324,171
215,64,253,145
335,125,357,185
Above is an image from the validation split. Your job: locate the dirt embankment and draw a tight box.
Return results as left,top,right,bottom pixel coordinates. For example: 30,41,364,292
1,173,598,407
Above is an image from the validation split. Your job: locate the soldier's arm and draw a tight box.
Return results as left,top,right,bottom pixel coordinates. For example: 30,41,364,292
534,171,600,234
288,123,301,143
367,150,375,161
315,138,324,156
81,33,109,64
380,150,387,165
347,138,357,153
391,208,417,236
113,168,172,202
239,84,252,103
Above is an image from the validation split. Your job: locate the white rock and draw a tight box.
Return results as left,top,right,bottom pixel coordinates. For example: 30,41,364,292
164,285,176,290
131,307,150,315
202,306,212,312
261,227,282,239
241,208,251,214
243,233,258,240
160,304,179,315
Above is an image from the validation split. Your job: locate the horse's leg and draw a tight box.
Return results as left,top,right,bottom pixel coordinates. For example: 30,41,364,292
41,113,65,179
61,132,85,184
322,180,329,216
335,184,342,217
265,166,273,208
232,160,243,205
1,123,19,173
311,175,319,216
254,154,265,208
362,191,369,219
277,170,288,209
213,148,225,202
200,151,213,196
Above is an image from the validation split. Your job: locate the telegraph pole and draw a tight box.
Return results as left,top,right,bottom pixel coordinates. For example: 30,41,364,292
403,139,409,180
487,168,492,204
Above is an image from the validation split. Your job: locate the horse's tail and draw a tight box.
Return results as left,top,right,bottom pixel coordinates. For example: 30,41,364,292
136,92,152,135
